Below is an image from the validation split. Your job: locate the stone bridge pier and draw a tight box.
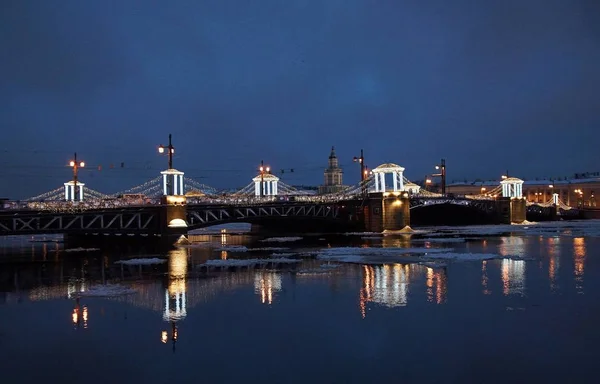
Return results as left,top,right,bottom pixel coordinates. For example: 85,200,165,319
159,195,189,245
364,192,411,233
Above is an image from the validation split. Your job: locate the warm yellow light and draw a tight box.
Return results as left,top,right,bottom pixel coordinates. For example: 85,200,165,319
72,309,78,324
549,184,553,188
481,187,486,191
69,161,75,167
161,331,168,343
426,179,432,184
259,166,264,172
79,162,85,167
501,175,507,179
158,145,165,153
435,165,440,170
266,166,270,172
170,148,175,153
82,306,88,322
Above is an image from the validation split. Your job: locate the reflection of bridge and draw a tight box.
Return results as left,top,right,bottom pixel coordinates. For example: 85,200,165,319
0,159,551,240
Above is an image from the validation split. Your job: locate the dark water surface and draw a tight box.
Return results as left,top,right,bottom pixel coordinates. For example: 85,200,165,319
1,221,600,383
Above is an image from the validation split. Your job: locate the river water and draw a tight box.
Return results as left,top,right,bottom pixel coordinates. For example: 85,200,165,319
1,221,600,383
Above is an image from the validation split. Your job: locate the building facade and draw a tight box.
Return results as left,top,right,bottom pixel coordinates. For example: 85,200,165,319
318,146,347,194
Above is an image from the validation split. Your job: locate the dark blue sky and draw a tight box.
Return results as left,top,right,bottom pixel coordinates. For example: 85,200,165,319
1,0,599,198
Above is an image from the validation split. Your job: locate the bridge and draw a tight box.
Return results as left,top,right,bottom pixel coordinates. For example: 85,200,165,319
0,145,574,244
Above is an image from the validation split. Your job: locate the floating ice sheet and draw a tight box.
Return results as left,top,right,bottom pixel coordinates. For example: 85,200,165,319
115,258,166,265
76,284,137,297
260,237,303,243
201,257,301,267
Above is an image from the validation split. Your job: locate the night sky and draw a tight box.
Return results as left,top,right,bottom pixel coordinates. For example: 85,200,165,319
1,0,599,199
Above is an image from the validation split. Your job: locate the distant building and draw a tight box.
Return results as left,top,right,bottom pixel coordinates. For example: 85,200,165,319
318,146,347,194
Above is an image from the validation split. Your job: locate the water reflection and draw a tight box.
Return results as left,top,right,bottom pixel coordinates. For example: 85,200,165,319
71,297,88,330
481,261,491,295
426,267,447,304
162,249,188,350
163,248,188,322
254,272,282,305
545,237,561,292
573,237,586,294
501,259,526,296
498,236,526,258
360,264,419,317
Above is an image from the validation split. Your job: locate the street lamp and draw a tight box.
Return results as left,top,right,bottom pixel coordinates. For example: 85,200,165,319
352,149,365,181
259,160,270,197
481,187,487,195
158,134,175,195
69,152,85,201
432,158,446,195
158,134,175,170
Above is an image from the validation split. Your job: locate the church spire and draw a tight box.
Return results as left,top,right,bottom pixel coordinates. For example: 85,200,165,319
329,146,336,159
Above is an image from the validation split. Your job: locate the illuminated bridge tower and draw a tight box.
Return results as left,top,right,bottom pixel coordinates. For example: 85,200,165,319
64,181,85,201
499,177,526,224
364,163,411,233
253,173,280,197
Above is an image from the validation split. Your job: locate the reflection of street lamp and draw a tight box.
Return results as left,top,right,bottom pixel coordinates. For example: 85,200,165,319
432,159,446,195
161,321,178,352
69,153,85,201
258,160,270,197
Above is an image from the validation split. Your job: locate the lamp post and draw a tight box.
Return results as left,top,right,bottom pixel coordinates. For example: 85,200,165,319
69,152,85,201
158,134,175,194
353,149,365,182
259,160,270,197
353,149,367,196
432,158,446,195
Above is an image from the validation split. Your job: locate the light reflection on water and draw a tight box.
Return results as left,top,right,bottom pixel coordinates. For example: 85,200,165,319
1,228,600,382
573,237,586,294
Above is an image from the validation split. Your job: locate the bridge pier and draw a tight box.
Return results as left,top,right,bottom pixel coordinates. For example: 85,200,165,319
364,192,410,233
159,195,189,246
496,197,527,224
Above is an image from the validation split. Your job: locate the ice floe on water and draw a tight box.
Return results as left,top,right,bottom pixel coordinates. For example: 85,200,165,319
260,236,303,243
296,263,342,276
76,284,136,297
316,246,527,265
412,238,466,243
214,245,248,252
271,252,297,257
250,247,290,252
201,257,301,268
51,247,100,253
420,253,498,261
115,258,166,265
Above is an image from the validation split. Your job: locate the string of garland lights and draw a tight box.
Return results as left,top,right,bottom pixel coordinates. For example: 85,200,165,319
183,177,218,195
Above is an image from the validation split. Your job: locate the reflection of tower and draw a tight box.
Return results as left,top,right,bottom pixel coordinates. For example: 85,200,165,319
162,248,188,351
501,259,526,296
254,272,282,305
359,264,410,317
163,249,188,322
573,237,586,294
426,267,447,304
